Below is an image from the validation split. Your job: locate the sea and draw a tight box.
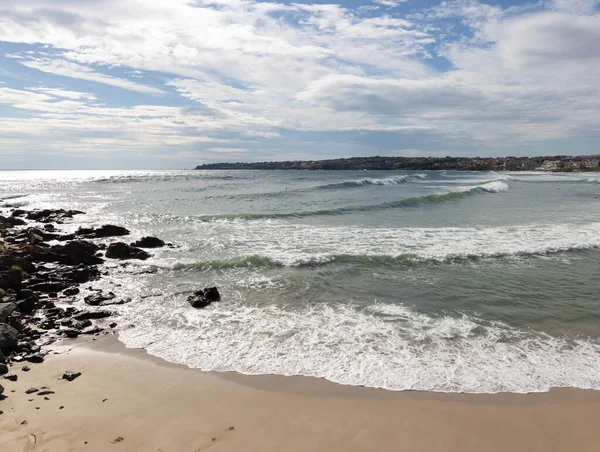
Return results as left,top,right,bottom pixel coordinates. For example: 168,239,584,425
1,169,599,394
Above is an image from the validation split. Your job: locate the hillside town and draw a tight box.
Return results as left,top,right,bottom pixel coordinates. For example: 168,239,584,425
196,155,600,172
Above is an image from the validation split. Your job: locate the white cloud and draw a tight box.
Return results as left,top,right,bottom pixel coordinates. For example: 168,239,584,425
373,0,407,7
0,0,599,164
20,59,165,95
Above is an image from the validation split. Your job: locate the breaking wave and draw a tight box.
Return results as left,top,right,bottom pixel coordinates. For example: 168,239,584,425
317,174,427,189
193,181,508,222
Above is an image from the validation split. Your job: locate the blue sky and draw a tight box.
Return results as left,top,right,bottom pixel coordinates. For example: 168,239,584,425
0,0,599,169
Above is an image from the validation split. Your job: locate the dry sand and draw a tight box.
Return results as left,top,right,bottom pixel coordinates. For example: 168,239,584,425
1,334,600,452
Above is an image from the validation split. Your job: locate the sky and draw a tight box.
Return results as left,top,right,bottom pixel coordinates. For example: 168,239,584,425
0,0,599,169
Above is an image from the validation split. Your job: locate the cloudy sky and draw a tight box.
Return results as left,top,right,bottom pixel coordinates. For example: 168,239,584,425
0,0,599,169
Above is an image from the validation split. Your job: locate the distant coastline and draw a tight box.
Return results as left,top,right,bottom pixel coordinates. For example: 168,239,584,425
195,155,600,172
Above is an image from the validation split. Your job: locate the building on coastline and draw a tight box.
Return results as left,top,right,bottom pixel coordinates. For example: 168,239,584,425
539,160,562,171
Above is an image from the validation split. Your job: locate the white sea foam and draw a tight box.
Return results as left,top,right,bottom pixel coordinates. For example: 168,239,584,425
116,299,600,393
152,220,600,268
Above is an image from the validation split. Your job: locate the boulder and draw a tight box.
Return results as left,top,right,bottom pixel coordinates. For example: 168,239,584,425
105,242,150,260
61,371,81,382
0,302,18,323
187,287,221,309
84,292,115,306
29,281,70,293
131,236,165,248
3,372,17,381
52,240,103,266
0,269,22,292
16,296,38,313
0,363,8,375
77,225,129,239
73,310,112,320
0,324,19,351
63,287,80,297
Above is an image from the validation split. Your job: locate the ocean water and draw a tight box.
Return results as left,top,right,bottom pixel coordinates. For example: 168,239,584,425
1,169,600,393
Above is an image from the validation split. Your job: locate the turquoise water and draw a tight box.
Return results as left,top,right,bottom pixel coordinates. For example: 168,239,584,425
1,169,600,393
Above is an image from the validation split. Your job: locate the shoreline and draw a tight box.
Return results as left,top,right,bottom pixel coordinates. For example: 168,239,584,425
2,334,600,451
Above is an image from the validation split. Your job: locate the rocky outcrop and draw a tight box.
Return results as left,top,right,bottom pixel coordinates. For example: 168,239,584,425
105,242,150,260
131,236,165,248
77,224,130,239
187,287,221,309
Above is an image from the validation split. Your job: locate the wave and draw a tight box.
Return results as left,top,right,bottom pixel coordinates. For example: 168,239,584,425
92,173,244,184
153,244,599,272
193,181,508,222
317,174,427,189
117,299,600,393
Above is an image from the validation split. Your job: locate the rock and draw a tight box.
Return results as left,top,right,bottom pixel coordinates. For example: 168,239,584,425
187,287,221,309
203,287,221,302
61,371,81,382
0,383,3,395
22,366,30,372
52,240,103,266
0,268,22,292
63,287,80,297
26,209,83,223
77,224,130,238
25,387,38,394
131,236,165,248
3,373,17,382
84,292,115,306
0,324,19,351
28,281,70,293
16,296,39,313
105,242,150,260
37,390,54,396
81,326,103,335
73,310,112,320
0,302,18,323
0,363,8,375
25,353,45,363
62,328,80,338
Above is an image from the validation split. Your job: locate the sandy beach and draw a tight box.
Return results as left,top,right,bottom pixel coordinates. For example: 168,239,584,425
1,334,599,452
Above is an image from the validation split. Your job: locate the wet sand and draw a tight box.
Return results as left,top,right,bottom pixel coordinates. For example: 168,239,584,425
1,335,600,452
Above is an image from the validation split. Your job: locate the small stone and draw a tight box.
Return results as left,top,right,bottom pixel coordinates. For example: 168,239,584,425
21,420,27,425
59,406,64,409
37,390,55,396
3,373,17,382
61,371,81,382
25,388,39,394
44,396,49,400
22,366,30,372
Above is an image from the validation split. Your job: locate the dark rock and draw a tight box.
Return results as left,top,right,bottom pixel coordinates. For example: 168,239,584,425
11,209,26,217
63,287,80,297
37,390,54,396
22,366,30,372
73,310,112,320
0,363,8,375
109,322,117,328
77,224,130,238
0,302,18,322
26,209,83,223
0,323,19,351
67,266,100,284
62,329,80,338
187,287,221,309
16,296,38,313
25,388,38,394
48,292,58,298
82,326,103,335
100,297,131,306
84,292,115,306
131,236,165,248
0,383,3,395
43,224,56,231
3,372,17,381
61,371,81,382
203,287,221,302
105,242,150,260
0,268,22,292
25,354,45,363
29,281,69,293
51,240,103,266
